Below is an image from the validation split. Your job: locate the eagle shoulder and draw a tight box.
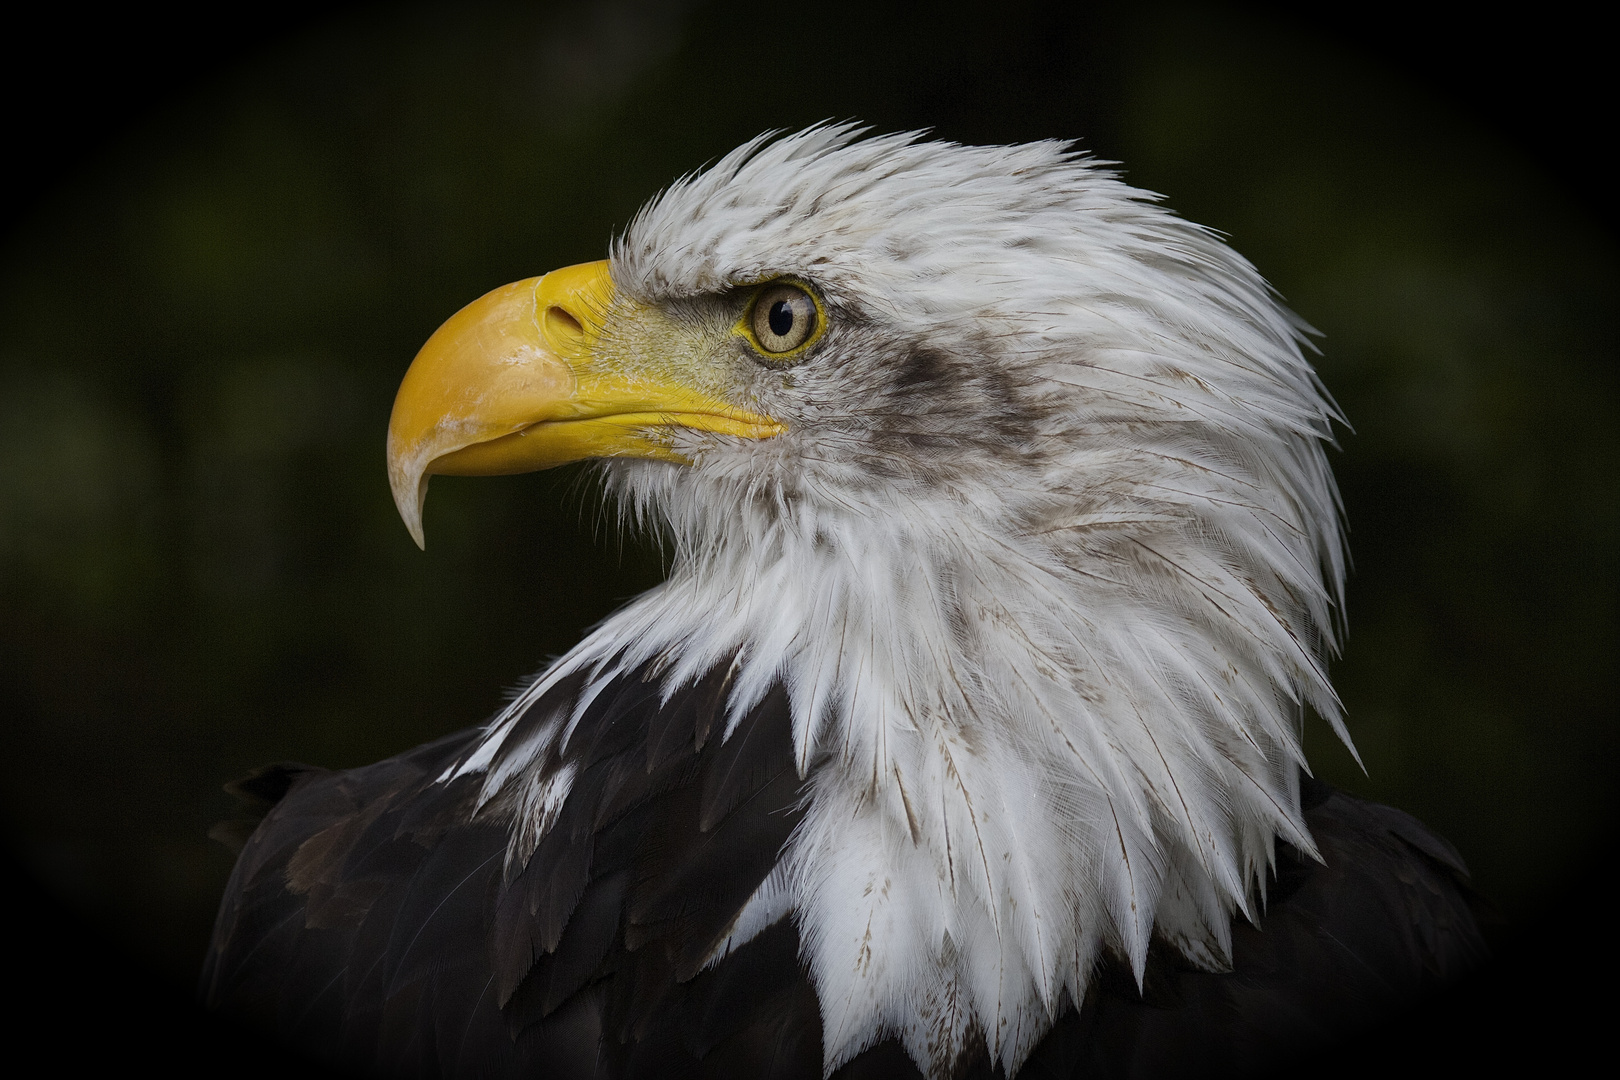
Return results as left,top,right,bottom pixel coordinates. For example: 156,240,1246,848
202,657,821,1077
1023,776,1491,1078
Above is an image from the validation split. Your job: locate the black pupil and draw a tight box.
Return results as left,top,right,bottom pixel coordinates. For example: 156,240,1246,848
768,299,796,338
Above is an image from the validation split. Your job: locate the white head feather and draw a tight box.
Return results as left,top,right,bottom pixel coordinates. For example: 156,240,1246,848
448,126,1349,1078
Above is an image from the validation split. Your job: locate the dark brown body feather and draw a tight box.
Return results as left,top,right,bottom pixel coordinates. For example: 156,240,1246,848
202,657,1487,1078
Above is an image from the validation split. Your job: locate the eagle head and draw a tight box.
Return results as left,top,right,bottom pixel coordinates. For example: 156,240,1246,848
385,126,1348,1076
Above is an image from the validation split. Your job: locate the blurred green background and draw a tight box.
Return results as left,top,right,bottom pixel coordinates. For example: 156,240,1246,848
2,0,1614,999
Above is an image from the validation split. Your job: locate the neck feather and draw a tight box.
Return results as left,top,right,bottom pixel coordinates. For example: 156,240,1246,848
448,469,1337,1077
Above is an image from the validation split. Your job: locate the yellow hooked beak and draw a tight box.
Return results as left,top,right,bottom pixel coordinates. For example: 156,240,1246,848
386,260,784,548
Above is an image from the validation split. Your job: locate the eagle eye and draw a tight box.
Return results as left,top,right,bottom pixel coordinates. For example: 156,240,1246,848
745,282,822,358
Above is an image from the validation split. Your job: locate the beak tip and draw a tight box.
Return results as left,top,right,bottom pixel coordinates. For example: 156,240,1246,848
388,452,430,551
402,483,428,550
401,496,428,551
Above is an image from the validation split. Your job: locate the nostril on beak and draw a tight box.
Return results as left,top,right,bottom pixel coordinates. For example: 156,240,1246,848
545,305,585,345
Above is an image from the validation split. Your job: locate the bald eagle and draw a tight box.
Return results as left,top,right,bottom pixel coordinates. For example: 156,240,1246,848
202,128,1485,1078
